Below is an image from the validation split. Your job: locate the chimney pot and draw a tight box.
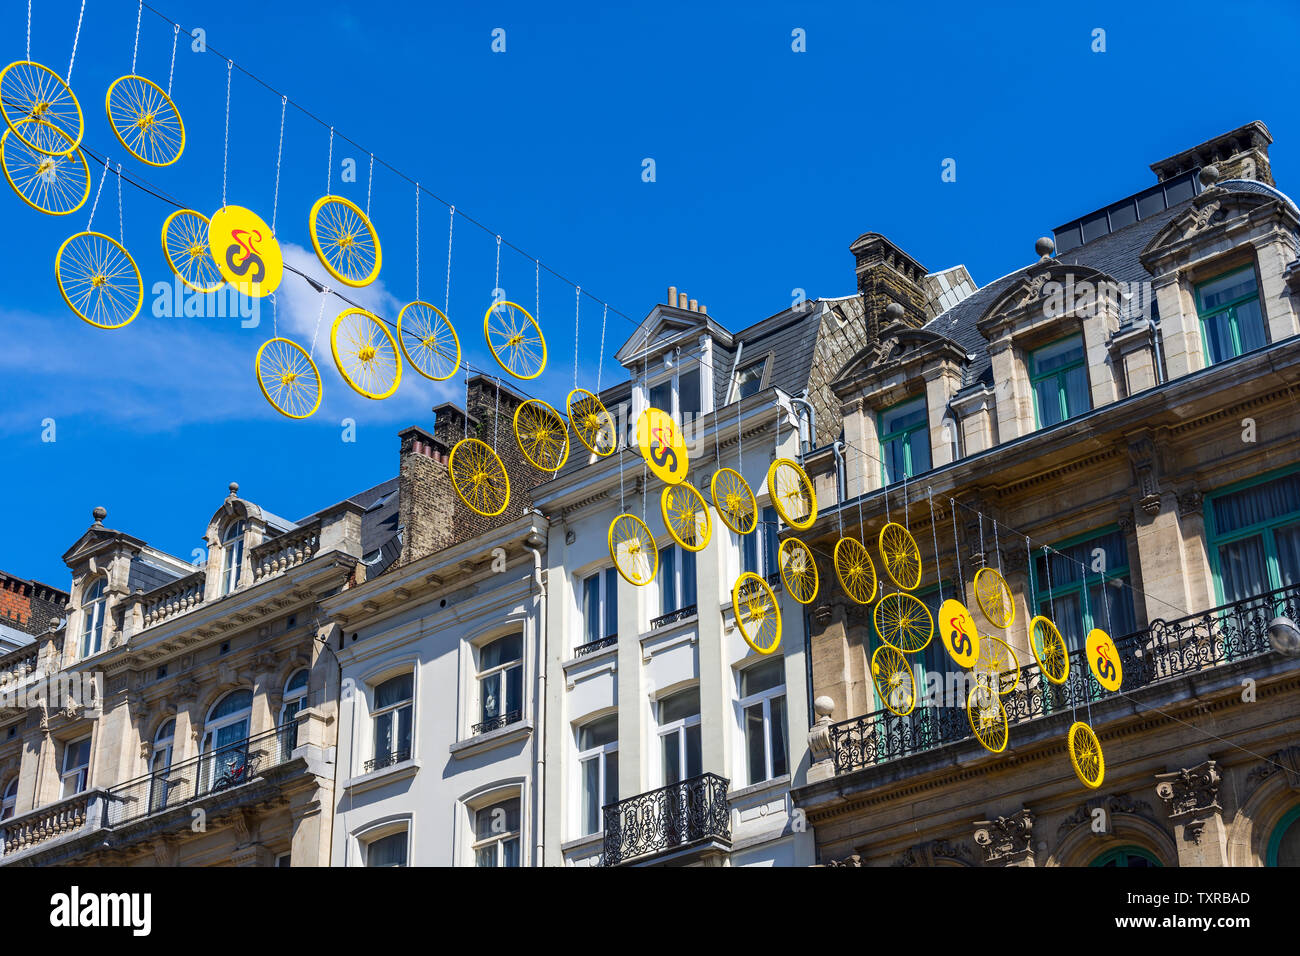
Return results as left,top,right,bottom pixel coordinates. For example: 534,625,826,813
667,285,677,304
678,292,688,309
689,298,698,311
700,304,707,315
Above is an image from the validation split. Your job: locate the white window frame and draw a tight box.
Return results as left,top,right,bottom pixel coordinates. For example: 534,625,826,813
475,635,524,731
362,826,410,867
60,736,92,798
739,503,779,580
80,578,106,659
150,719,175,811
579,567,618,650
654,689,702,789
646,360,704,422
281,669,309,726
369,673,414,767
657,543,698,620
471,794,523,867
737,661,789,786
574,716,619,838
220,520,246,596
1,777,17,820
733,356,767,402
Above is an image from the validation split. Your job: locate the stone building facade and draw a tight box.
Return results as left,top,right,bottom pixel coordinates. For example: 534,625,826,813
789,122,1300,867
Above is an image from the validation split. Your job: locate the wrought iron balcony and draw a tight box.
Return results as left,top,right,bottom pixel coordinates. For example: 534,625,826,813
601,772,731,866
364,748,411,772
472,710,522,735
650,604,697,630
829,582,1299,776
574,635,617,658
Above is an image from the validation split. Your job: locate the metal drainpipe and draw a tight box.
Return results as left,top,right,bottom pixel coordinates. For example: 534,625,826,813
832,441,847,505
525,528,547,867
1149,317,1166,385
790,390,817,459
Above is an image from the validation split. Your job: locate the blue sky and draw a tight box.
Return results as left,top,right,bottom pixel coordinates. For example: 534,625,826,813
3,0,1298,587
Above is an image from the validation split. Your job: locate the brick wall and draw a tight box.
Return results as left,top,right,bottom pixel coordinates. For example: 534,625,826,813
0,574,68,635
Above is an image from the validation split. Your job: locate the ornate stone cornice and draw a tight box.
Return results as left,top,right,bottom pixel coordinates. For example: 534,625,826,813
892,838,973,867
1247,746,1300,792
1155,760,1223,821
973,807,1034,864
1058,792,1155,833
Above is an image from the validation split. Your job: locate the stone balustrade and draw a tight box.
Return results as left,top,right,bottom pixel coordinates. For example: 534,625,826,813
251,522,320,581
0,790,107,858
140,571,206,627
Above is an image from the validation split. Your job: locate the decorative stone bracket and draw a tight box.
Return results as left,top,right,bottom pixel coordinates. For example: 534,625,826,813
1155,759,1227,859
973,807,1035,866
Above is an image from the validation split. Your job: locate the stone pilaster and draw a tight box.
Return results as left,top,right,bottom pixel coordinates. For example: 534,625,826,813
1155,759,1228,866
973,807,1035,866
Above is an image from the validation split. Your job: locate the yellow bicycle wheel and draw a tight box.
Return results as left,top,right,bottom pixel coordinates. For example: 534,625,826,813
161,209,223,293
330,307,401,399
661,482,711,552
1,124,88,214
1030,615,1070,685
766,458,817,530
974,567,1016,629
484,300,546,380
973,633,1021,696
513,398,569,472
567,388,616,456
834,536,877,605
711,468,756,535
878,521,923,591
873,591,933,653
0,61,83,156
397,301,459,381
871,644,915,716
255,338,321,419
779,537,819,605
733,572,782,655
1067,720,1105,789
609,513,657,586
449,438,511,517
55,232,142,329
309,195,382,287
105,75,185,167
967,684,1009,754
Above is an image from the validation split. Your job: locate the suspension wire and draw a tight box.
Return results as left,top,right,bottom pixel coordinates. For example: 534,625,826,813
85,157,109,231
1081,567,1094,724
951,499,964,599
928,488,944,602
412,183,419,301
463,364,470,440
365,153,374,218
994,520,1003,576
270,95,286,236
573,285,581,391
325,127,333,193
221,60,232,208
535,258,540,325
596,304,608,394
115,163,123,243
978,512,985,570
66,0,86,83
444,204,454,317
270,291,277,338
493,377,501,450
1043,546,1057,621
167,24,179,95
1026,534,1033,607
131,0,142,73
309,291,327,357
903,473,910,530
26,0,30,63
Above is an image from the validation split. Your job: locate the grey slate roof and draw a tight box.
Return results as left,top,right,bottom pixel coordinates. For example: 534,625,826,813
127,554,186,593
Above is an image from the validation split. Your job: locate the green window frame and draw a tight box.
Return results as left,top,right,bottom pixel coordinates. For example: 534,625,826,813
1090,845,1161,867
1204,466,1300,607
1030,526,1137,653
878,395,931,485
1196,266,1268,366
1029,333,1090,429
1266,804,1300,866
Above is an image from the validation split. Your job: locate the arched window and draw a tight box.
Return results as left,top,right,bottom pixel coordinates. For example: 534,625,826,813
221,521,246,595
281,670,309,750
1090,845,1161,867
81,578,107,658
1267,805,1300,866
201,690,253,794
150,719,175,812
1,778,17,821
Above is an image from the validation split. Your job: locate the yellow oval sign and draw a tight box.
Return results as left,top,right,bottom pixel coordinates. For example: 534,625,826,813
937,598,980,669
636,407,689,485
1086,628,1122,692
208,205,283,297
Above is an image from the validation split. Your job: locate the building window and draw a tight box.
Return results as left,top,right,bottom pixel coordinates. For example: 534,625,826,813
1030,334,1090,428
275,852,292,867
657,688,701,786
869,587,958,733
581,567,619,648
221,520,246,596
738,659,788,786
60,736,92,798
364,829,409,867
576,715,618,836
150,719,175,812
370,674,413,769
879,396,931,484
735,359,765,400
201,690,253,792
1,778,17,820
281,669,308,750
80,578,106,659
476,635,523,732
1090,845,1160,867
659,544,697,618
649,364,702,422
473,796,522,867
1266,805,1300,867
1197,266,1267,365
1032,528,1137,654
1207,469,1300,604
742,506,779,579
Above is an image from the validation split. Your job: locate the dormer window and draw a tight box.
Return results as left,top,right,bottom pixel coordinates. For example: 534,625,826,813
80,578,106,658
220,520,246,595
1030,335,1090,428
735,360,765,401
879,396,931,484
1197,266,1267,365
647,364,702,422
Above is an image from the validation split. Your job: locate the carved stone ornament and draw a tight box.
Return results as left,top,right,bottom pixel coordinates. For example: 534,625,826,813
824,853,865,868
1057,793,1155,833
892,839,973,867
1189,200,1227,233
1021,272,1051,306
973,807,1035,864
1155,760,1222,820
1247,746,1300,792
1178,490,1203,517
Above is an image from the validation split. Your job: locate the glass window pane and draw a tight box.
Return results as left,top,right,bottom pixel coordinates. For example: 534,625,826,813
742,528,758,576
578,715,618,750
744,703,767,785
882,437,906,484
481,634,523,670
374,675,412,709
907,431,931,476
741,658,785,697
1235,299,1267,353
770,695,788,779
1031,336,1085,375
396,705,412,755
373,712,392,757
1063,365,1090,417
1035,377,1064,427
604,751,618,806
662,729,681,784
583,573,600,644
649,380,672,412
581,757,600,834
682,548,697,607
604,569,619,637
506,664,523,717
658,687,700,723
880,397,926,436
1275,523,1300,588
475,846,497,867
501,837,521,868
762,507,779,575
476,797,521,840
1212,474,1300,535
1218,536,1270,603
1198,269,1257,311
737,362,764,399
685,723,702,779
661,545,677,614
481,672,501,721
1203,311,1236,364
679,368,701,416
366,832,407,867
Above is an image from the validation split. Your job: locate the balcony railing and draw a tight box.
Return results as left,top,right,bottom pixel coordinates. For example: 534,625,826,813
103,723,297,828
364,748,411,772
650,604,697,630
472,710,521,735
829,582,1299,776
0,790,109,858
601,772,731,866
574,635,617,657
0,642,42,694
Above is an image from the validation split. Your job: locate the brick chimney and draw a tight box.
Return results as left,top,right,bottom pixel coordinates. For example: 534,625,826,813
849,233,929,347
396,426,457,566
1150,121,1274,187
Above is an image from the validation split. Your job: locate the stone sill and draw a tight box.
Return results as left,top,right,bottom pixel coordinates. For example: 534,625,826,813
729,773,791,803
449,718,534,760
343,758,421,795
